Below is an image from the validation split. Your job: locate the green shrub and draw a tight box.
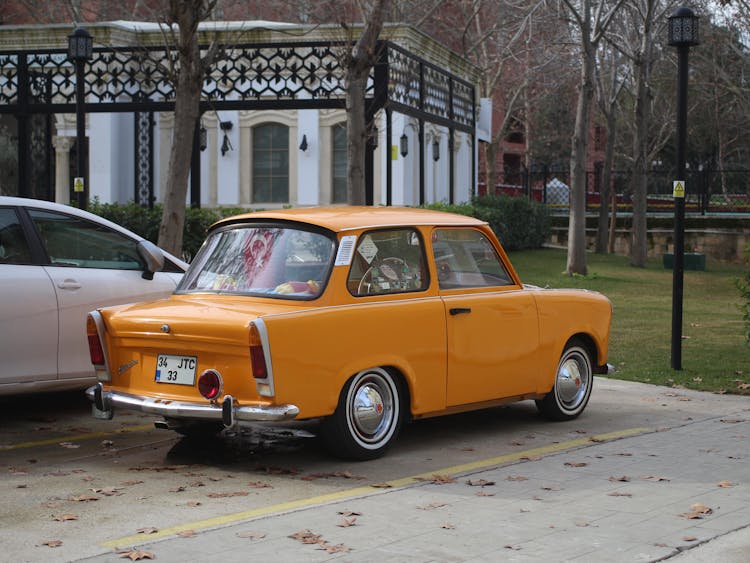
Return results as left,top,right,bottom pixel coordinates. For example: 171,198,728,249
422,196,550,250
88,201,247,261
472,194,550,250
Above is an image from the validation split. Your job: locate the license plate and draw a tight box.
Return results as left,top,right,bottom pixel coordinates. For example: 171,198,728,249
155,354,197,385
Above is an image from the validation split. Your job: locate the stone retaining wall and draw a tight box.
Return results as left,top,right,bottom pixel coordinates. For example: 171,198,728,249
549,227,750,262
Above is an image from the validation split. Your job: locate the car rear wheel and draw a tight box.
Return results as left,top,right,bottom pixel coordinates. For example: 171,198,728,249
536,340,593,421
320,367,403,460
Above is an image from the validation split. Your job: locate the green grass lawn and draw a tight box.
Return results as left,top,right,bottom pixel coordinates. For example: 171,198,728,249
507,248,750,395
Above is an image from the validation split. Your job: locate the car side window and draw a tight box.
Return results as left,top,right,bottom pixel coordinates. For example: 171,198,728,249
347,228,428,296
28,209,144,270
432,228,513,289
0,208,32,264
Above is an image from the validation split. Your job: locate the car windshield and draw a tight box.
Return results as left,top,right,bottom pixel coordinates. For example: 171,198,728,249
178,224,336,299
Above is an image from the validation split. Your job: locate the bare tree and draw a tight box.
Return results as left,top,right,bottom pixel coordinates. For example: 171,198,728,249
593,44,625,253
561,0,624,275
344,0,391,205
605,0,673,267
156,0,221,255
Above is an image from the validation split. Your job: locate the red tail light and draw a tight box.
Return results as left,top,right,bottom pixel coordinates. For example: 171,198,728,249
198,370,222,400
249,322,268,379
87,314,105,366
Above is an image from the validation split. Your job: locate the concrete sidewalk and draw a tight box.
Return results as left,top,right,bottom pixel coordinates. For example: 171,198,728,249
80,394,750,562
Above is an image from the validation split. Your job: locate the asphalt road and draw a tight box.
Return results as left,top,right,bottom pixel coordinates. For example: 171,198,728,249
1,377,748,562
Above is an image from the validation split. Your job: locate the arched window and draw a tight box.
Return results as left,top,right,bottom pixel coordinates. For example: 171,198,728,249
253,124,289,203
332,123,347,203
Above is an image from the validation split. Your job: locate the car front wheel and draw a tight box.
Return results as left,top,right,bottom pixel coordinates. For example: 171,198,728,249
321,367,403,460
536,340,593,421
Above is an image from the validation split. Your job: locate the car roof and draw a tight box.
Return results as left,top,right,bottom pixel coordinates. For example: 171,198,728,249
212,206,487,233
0,196,188,269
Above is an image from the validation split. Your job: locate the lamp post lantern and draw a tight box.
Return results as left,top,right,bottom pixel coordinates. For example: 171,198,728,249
667,6,699,370
68,26,93,209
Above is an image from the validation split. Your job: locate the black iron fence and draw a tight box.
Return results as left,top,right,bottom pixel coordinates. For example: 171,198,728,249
479,168,750,214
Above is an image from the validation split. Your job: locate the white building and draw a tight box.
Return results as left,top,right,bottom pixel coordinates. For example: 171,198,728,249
0,21,484,209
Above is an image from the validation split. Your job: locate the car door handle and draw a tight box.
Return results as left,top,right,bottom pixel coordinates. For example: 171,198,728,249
449,307,471,316
57,279,82,290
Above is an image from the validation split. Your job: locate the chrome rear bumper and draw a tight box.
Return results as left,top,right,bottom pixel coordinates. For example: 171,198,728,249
85,384,299,424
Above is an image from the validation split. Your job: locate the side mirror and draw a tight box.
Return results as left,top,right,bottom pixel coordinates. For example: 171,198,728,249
136,240,165,280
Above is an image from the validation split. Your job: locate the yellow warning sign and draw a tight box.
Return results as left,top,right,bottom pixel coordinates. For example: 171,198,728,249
73,177,85,193
673,180,685,198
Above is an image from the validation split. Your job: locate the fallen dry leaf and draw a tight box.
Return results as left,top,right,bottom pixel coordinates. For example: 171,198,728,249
247,481,272,489
682,536,698,542
289,529,323,544
91,487,124,496
510,441,525,446
237,531,266,540
520,455,542,461
428,474,456,485
177,530,196,538
186,501,202,507
129,464,188,472
565,462,587,468
41,540,63,548
737,382,750,390
541,485,562,491
679,503,713,519
101,440,115,448
504,544,521,550
506,475,528,482
441,523,455,529
121,480,144,486
59,442,81,449
116,548,156,560
169,486,186,493
52,514,78,522
337,510,362,517
136,527,159,535
68,494,100,502
369,482,392,488
717,480,734,488
466,479,495,487
417,502,448,510
608,476,631,482
641,475,670,482
720,418,746,424
575,522,590,527
256,465,299,476
337,517,357,527
317,543,351,554
207,491,249,498
476,491,495,497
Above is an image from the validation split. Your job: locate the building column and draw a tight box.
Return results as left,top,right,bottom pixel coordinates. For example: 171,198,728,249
52,136,74,204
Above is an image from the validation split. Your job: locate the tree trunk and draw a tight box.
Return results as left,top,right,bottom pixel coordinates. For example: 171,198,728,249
629,51,650,267
345,0,390,206
346,70,368,205
566,45,595,276
156,0,215,257
595,110,616,253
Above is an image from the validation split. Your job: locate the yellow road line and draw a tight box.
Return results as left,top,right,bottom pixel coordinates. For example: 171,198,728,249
0,424,153,450
102,426,651,549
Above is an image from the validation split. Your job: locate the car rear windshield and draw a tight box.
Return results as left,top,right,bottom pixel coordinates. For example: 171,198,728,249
178,224,335,299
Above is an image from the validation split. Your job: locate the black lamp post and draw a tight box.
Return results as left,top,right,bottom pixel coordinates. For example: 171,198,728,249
668,6,699,370
68,27,93,209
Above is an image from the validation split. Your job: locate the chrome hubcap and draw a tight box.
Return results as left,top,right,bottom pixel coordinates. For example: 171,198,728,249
348,372,395,444
556,351,589,409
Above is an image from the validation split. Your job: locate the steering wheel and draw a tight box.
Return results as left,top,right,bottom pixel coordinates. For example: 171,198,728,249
357,257,409,295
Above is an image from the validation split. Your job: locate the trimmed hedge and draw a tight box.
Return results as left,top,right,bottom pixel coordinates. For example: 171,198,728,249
88,195,551,260
424,195,551,250
88,200,244,260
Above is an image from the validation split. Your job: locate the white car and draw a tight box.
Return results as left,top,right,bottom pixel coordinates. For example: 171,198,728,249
0,197,187,395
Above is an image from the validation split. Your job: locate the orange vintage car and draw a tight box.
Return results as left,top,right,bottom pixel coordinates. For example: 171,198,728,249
86,207,612,459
